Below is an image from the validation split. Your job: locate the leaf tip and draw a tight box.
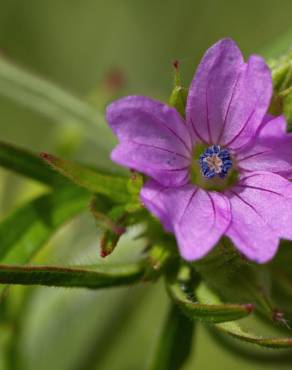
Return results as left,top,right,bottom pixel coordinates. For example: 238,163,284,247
173,59,179,71
244,303,254,314
40,152,53,162
272,309,284,321
100,249,110,258
272,309,291,329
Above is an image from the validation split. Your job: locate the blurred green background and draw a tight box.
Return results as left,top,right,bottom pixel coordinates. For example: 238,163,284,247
0,1,292,369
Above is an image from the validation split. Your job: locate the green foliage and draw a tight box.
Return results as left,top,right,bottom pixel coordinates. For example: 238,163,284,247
0,186,90,301
1,6,292,369
269,50,292,122
268,241,292,321
196,281,292,349
169,85,188,118
270,51,292,93
168,61,188,118
97,205,128,257
0,141,66,187
0,187,90,265
216,321,292,349
149,303,194,370
168,280,253,324
0,262,147,289
193,240,275,319
41,152,130,203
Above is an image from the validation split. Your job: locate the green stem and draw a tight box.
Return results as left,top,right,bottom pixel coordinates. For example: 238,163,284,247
149,302,194,370
0,262,148,289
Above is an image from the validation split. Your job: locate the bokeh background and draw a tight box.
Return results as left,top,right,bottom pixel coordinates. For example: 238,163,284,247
0,1,292,369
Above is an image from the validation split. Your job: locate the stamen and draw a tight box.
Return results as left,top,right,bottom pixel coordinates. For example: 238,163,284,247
199,145,232,179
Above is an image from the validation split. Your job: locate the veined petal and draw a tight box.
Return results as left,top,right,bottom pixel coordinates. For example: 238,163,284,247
186,39,272,150
106,96,192,186
237,115,292,179
111,143,190,186
140,180,231,261
225,171,292,263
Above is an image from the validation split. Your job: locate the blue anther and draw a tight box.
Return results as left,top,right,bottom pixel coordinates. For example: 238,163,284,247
199,145,232,179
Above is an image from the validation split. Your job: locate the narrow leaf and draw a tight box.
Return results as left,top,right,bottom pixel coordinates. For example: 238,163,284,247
0,141,65,187
167,281,253,324
215,321,292,349
0,186,90,263
98,206,127,257
41,153,130,203
0,262,147,289
193,239,275,318
149,303,194,370
209,325,292,364
196,280,292,349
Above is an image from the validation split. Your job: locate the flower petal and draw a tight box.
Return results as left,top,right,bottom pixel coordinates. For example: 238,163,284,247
186,38,272,150
237,115,292,179
106,96,192,186
225,171,292,263
140,180,231,261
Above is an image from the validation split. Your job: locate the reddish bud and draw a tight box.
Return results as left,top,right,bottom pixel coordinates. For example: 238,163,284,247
272,309,291,329
130,169,137,181
272,309,284,322
40,152,51,160
104,68,125,91
173,59,179,70
100,249,109,258
244,303,254,313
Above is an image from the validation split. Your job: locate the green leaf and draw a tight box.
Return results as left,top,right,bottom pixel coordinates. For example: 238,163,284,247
0,186,90,264
268,241,292,319
209,325,292,364
196,278,292,349
146,244,172,273
0,262,147,289
149,303,194,370
41,153,130,203
268,50,292,121
100,227,123,258
0,141,65,187
193,239,275,318
67,286,149,370
93,201,145,259
167,280,253,324
0,141,127,201
215,321,292,349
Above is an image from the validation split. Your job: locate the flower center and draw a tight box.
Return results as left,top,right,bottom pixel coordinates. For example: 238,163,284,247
199,145,232,179
190,144,237,191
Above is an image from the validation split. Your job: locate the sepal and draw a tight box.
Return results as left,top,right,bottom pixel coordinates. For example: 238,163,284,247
192,238,278,320
168,60,188,118
268,52,292,124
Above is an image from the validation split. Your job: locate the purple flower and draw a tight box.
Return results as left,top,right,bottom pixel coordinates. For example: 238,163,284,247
106,39,292,263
